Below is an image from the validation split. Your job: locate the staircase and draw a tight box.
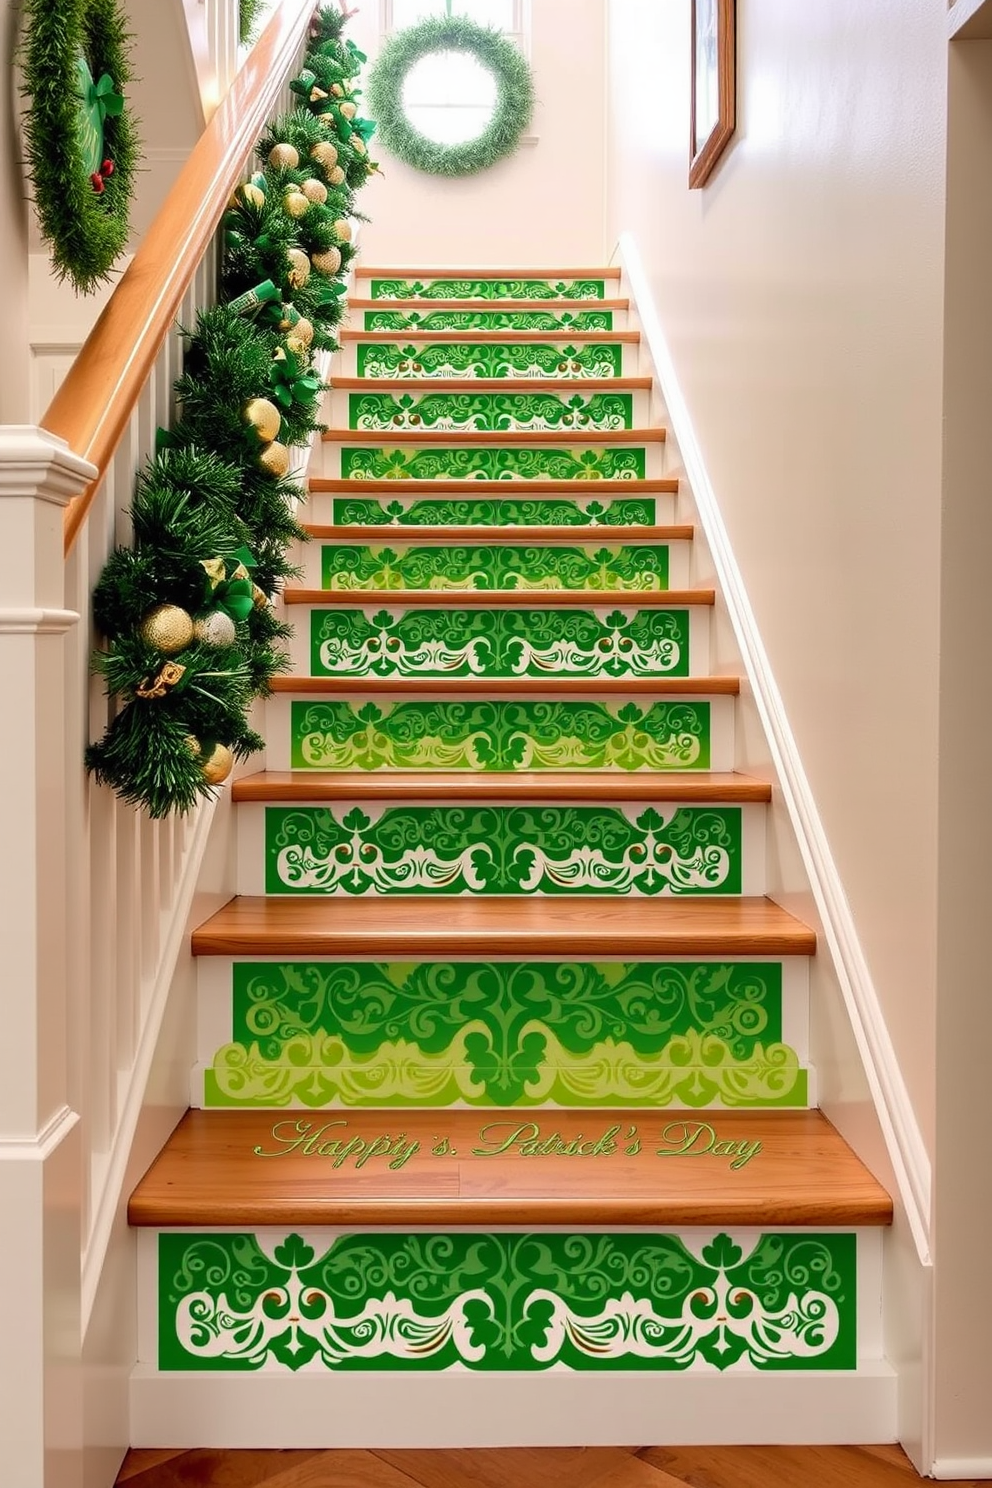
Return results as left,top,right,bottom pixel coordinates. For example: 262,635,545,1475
126,264,896,1448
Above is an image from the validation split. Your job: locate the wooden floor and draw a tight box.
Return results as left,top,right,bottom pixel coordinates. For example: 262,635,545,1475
114,1444,984,1486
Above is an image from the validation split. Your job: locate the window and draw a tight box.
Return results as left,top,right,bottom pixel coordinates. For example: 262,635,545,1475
380,1,528,147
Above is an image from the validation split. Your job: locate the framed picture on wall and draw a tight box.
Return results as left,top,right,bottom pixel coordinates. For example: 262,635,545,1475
689,0,736,187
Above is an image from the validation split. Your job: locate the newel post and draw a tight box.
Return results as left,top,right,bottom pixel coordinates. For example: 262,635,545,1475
0,427,95,1486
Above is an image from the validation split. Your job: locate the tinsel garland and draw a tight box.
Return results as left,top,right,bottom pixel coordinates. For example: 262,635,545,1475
86,4,378,817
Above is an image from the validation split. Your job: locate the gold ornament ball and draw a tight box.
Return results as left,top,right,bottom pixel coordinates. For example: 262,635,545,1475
139,604,194,655
192,611,237,649
311,246,342,276
328,165,346,186
283,191,310,219
243,396,282,444
310,141,339,170
292,316,314,347
339,101,357,121
251,583,270,610
183,735,202,758
351,136,367,157
201,743,234,786
268,142,300,170
229,181,265,209
286,248,311,288
301,177,328,204
258,441,290,478
333,218,352,243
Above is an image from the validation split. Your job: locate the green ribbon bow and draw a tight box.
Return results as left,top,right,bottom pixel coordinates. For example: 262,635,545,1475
345,39,367,66
201,547,258,623
269,348,322,411
290,68,318,97
89,72,124,123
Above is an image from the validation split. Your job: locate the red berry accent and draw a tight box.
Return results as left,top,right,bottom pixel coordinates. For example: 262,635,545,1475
90,173,105,193
101,158,115,177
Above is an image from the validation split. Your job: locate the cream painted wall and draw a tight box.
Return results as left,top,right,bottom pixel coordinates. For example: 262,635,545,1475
346,0,607,265
605,0,947,1154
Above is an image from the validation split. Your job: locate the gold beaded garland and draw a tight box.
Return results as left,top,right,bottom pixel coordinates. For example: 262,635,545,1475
243,397,282,443
311,246,342,276
201,743,234,785
282,191,310,219
139,604,194,655
286,248,311,288
268,142,300,170
258,441,290,478
300,177,328,204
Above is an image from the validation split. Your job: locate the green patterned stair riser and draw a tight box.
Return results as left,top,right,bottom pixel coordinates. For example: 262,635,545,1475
159,1230,857,1373
205,959,806,1110
348,392,635,434
290,699,708,771
338,448,647,482
364,310,615,332
319,543,670,593
310,607,691,680
368,278,608,300
356,344,624,380
264,804,743,897
330,496,657,528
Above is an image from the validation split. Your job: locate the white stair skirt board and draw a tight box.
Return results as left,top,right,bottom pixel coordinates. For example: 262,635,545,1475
129,1364,898,1449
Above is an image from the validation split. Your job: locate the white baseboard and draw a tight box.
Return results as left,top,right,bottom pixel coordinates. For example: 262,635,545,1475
615,232,931,1267
129,1364,897,1448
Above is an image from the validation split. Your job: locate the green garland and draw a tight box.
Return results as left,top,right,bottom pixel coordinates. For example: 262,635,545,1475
86,5,377,817
20,0,140,294
239,0,266,46
366,15,534,178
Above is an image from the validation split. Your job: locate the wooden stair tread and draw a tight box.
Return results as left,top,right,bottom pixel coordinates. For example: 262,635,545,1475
283,586,713,606
304,524,694,542
333,377,652,392
348,297,631,311
191,894,815,957
232,770,771,803
269,676,740,695
309,478,677,494
128,1108,889,1229
341,330,640,343
321,428,665,445
354,266,624,279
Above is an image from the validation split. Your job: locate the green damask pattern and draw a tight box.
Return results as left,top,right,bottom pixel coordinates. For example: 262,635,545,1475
205,959,806,1109
310,606,690,680
348,392,635,434
339,447,647,482
356,343,624,380
264,804,743,897
289,699,709,771
331,496,657,527
368,278,608,300
319,543,669,592
364,310,615,332
159,1230,856,1372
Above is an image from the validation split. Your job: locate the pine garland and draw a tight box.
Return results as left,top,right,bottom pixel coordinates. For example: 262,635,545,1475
86,5,377,817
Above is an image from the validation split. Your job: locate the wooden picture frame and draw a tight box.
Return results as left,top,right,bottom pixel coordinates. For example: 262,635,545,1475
689,0,736,188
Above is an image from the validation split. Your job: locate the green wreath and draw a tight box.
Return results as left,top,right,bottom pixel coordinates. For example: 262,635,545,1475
366,14,534,177
21,0,140,294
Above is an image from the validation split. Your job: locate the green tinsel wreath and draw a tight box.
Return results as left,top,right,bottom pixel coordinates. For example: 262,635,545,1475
366,14,534,177
21,0,140,294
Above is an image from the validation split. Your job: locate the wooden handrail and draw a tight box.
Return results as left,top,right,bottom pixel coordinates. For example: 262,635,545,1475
46,0,317,554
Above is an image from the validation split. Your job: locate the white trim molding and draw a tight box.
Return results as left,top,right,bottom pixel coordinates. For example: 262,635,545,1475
616,232,932,1265
0,607,79,634
0,1104,80,1158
